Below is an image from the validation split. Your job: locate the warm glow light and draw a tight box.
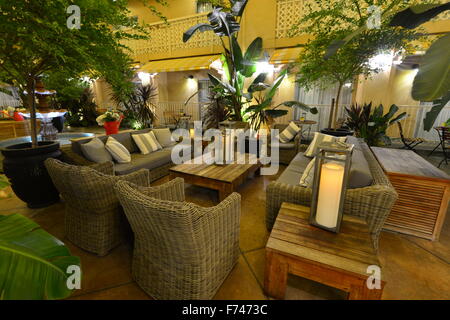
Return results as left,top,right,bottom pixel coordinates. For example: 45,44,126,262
138,72,151,86
344,82,352,88
256,61,275,74
315,162,345,229
369,52,394,70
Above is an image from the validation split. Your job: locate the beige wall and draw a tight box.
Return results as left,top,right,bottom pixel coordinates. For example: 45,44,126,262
94,1,450,126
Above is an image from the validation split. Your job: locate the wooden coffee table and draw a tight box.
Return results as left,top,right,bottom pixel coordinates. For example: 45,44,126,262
169,154,261,202
265,203,384,300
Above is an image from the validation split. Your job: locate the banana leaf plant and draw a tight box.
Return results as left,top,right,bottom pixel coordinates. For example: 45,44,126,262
183,1,316,125
243,70,317,130
0,214,81,300
345,103,408,146
327,3,450,132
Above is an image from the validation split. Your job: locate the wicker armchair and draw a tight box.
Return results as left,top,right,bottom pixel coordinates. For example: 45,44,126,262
45,158,150,256
271,123,303,165
266,142,397,250
114,178,241,300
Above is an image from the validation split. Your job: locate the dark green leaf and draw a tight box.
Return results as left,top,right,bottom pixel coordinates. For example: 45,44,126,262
231,36,244,72
389,112,408,125
265,109,289,118
264,70,287,102
242,37,263,77
183,23,214,43
280,101,318,114
231,0,249,17
423,90,450,131
412,34,450,102
389,3,450,29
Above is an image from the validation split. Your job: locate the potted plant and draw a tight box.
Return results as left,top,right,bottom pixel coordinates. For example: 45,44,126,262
345,103,407,146
291,0,422,136
183,1,316,129
96,110,124,135
0,1,166,208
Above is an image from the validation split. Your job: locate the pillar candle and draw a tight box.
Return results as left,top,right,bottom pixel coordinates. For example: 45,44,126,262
315,162,345,229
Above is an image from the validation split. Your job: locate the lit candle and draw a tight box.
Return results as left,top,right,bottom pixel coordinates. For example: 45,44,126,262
315,162,345,229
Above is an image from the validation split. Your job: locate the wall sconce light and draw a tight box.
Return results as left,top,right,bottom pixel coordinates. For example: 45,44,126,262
309,142,354,233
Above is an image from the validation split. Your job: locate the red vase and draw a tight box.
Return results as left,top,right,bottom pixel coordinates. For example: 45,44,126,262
104,120,121,135
13,111,24,121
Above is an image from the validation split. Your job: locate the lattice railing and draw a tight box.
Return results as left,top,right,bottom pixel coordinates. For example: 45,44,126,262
275,0,450,40
276,0,305,39
123,13,221,58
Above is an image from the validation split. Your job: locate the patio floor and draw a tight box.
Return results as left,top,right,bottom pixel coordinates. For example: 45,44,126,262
1,153,449,300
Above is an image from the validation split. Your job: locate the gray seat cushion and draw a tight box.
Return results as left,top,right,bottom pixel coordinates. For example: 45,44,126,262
114,149,173,175
277,152,311,185
276,136,373,189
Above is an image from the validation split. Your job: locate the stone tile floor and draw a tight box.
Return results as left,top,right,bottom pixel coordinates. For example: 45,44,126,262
1,146,449,300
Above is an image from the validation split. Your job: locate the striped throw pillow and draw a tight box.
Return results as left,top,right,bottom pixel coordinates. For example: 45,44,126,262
132,131,162,155
304,132,347,158
105,137,131,164
278,122,301,143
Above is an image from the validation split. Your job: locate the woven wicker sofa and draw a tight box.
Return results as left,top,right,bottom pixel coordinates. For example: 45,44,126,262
266,136,398,250
61,129,179,182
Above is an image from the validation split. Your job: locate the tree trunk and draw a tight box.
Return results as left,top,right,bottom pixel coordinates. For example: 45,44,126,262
27,76,38,148
332,83,343,129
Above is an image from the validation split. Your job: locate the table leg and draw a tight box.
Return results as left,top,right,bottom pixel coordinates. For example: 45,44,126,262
348,281,384,300
264,250,288,299
218,184,233,202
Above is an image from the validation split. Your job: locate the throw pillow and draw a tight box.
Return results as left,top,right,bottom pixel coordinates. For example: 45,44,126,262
278,122,301,143
299,158,316,187
105,136,131,164
304,132,347,158
132,131,162,155
152,128,174,147
80,138,113,163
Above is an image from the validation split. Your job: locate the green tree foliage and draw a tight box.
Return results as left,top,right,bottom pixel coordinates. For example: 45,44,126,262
0,0,166,146
291,0,426,129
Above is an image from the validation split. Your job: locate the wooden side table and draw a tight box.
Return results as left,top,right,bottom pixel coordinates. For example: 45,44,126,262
372,147,450,240
265,203,385,300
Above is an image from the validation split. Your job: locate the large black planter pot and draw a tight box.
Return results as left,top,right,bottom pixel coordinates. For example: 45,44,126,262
320,128,354,137
1,141,61,208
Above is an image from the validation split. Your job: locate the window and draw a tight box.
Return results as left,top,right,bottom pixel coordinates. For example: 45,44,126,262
196,1,214,13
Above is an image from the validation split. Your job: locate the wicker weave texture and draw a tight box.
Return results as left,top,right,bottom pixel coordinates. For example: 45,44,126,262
266,140,398,250
45,158,150,256
115,178,241,300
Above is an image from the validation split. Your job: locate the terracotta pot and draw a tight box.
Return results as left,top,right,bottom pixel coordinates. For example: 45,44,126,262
104,120,121,135
13,111,24,121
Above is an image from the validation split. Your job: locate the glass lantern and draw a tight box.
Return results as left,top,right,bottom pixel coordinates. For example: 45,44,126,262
309,141,354,233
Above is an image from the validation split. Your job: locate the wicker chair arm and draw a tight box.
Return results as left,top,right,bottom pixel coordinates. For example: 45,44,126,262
60,144,96,166
89,161,114,175
195,192,241,240
113,169,151,187
123,177,185,202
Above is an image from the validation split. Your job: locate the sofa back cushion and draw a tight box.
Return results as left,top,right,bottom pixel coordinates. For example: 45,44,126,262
132,131,162,155
304,132,347,157
105,137,132,164
80,137,113,163
152,128,174,147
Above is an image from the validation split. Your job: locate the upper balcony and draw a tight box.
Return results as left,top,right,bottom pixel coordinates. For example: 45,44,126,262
124,0,450,63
